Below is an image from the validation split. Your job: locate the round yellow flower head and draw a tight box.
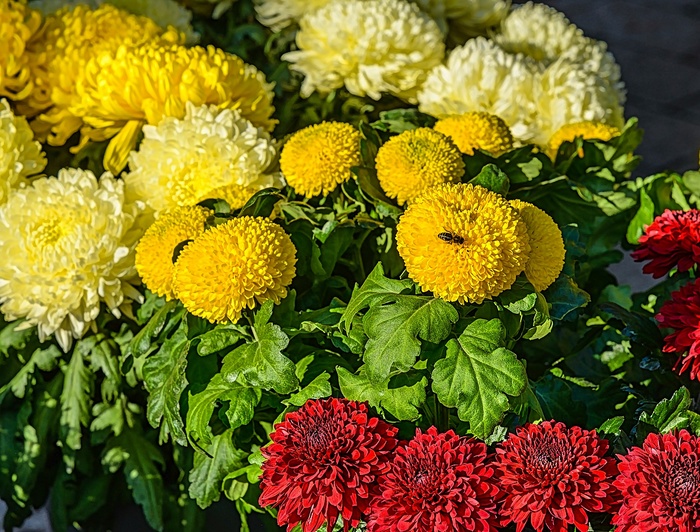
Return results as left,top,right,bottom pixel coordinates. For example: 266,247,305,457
376,128,464,206
125,103,282,213
434,112,514,156
71,42,276,174
280,122,361,198
0,0,41,101
23,4,182,144
173,216,297,323
547,121,621,159
0,98,46,203
135,206,212,300
0,167,143,351
414,0,511,43
396,183,530,304
508,199,565,291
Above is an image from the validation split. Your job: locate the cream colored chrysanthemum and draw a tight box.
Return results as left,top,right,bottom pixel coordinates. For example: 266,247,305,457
0,0,41,101
23,4,183,146
509,199,564,291
434,112,513,156
135,206,211,300
532,58,624,146
70,42,276,174
493,2,624,105
414,0,510,43
0,168,143,351
280,122,361,198
254,0,330,30
418,37,540,142
0,99,46,203
547,121,621,159
375,128,464,206
28,0,197,42
396,183,530,304
173,216,297,323
125,102,282,213
283,0,444,103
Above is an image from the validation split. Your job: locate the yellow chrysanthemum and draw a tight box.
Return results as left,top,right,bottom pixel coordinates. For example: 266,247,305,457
280,122,361,198
22,4,182,145
547,121,621,159
254,0,330,30
70,42,276,174
135,206,211,300
396,183,530,304
125,102,282,213
173,216,297,323
0,0,41,101
0,168,143,351
509,199,564,291
434,112,514,156
375,128,464,206
0,98,46,203
283,0,444,103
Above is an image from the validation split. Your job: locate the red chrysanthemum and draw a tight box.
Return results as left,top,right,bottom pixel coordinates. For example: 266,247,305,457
613,430,700,531
259,398,398,532
494,421,619,532
632,209,700,278
656,278,700,380
367,426,501,532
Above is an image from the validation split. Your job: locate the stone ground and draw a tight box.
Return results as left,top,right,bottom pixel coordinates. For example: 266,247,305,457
3,1,699,530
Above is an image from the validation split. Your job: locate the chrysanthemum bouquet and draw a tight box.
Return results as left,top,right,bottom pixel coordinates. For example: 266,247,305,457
2,0,700,530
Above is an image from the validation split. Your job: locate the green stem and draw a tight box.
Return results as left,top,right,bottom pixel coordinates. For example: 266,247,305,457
435,396,450,432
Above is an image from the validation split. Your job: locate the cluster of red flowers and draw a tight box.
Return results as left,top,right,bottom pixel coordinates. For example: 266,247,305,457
259,399,700,532
634,208,700,380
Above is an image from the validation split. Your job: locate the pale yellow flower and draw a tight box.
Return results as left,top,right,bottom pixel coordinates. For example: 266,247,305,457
254,0,330,30
414,0,510,43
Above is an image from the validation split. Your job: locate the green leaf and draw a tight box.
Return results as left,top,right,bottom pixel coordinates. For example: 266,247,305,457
598,416,625,437
371,108,436,133
0,344,61,403
363,296,458,381
432,319,527,438
546,275,591,321
188,430,247,509
128,300,179,357
285,372,332,407
196,325,246,356
221,301,297,394
626,187,654,244
143,323,189,446
103,429,165,531
0,321,35,356
186,374,260,446
337,366,426,421
468,163,510,196
237,188,285,218
639,387,691,434
682,170,700,197
498,275,538,313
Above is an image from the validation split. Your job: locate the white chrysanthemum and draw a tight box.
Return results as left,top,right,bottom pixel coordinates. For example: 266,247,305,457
0,168,143,351
283,0,445,103
494,2,624,105
532,57,625,146
418,37,540,142
29,0,198,43
125,102,283,213
0,99,46,204
414,0,510,43
254,0,330,30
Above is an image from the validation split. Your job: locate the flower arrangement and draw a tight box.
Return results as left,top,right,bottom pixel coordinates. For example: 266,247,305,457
0,0,699,531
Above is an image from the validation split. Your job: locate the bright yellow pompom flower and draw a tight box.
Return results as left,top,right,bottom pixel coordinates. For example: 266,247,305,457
376,128,464,206
434,112,514,156
173,216,297,323
0,0,41,101
135,206,212,300
547,121,621,159
71,43,277,174
396,183,530,304
509,199,565,291
280,122,361,198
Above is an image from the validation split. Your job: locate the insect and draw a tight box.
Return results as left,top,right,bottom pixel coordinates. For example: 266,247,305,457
437,231,465,245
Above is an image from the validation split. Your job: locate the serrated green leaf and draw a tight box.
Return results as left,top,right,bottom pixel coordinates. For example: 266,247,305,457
221,302,297,394
196,326,246,356
89,336,121,402
432,319,527,438
0,344,61,403
0,321,35,357
337,366,426,421
285,372,332,407
598,416,625,437
143,323,189,446
640,387,691,434
546,275,590,320
188,430,247,509
364,296,458,381
469,163,510,196
128,300,179,357
626,187,654,244
498,275,538,313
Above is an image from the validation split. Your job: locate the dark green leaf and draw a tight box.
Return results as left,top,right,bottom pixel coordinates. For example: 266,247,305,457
285,372,332,407
468,163,510,196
